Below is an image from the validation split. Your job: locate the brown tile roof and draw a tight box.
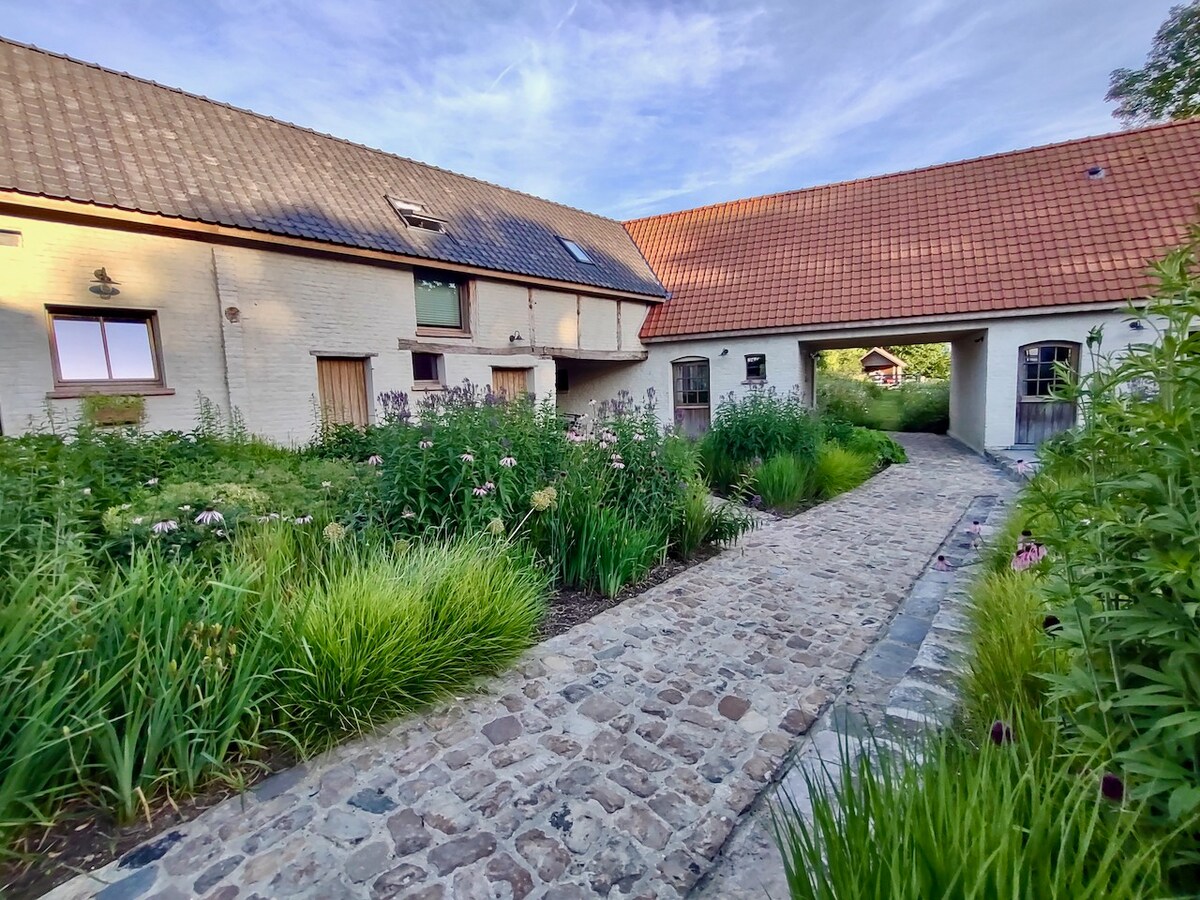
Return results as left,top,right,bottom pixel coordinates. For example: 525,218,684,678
0,38,665,299
628,120,1200,338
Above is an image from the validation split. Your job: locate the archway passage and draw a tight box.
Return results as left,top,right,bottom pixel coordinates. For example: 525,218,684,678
797,326,988,451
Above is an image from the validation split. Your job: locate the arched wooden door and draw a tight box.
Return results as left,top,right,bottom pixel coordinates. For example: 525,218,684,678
1015,341,1078,445
672,357,710,437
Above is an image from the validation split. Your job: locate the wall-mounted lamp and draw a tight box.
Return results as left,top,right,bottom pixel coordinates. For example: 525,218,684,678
509,331,523,343
89,267,120,298
720,348,729,356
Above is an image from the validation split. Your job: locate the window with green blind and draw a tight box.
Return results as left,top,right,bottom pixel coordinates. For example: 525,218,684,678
414,270,466,330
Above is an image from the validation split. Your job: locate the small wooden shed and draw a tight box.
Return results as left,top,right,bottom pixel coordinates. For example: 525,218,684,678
860,347,906,385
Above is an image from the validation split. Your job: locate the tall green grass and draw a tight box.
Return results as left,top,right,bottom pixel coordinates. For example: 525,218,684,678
813,445,876,499
775,731,1174,900
754,454,813,508
275,536,547,747
1,542,280,833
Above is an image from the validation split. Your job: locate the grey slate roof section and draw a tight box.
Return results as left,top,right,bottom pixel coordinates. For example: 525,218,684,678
0,38,666,298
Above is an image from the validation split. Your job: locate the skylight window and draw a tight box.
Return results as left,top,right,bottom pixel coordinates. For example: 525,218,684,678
387,197,448,234
557,237,594,264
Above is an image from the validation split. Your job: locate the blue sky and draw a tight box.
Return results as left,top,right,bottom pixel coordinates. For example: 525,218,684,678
0,0,1177,218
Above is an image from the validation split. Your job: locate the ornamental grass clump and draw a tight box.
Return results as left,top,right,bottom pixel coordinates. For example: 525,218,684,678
773,730,1174,900
275,536,547,748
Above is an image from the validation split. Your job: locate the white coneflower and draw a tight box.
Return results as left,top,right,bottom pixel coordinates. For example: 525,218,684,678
81,487,91,496
293,514,313,525
145,477,159,486
419,439,433,450
633,433,646,442
179,504,193,512
195,509,224,526
473,485,489,497
366,454,384,466
460,452,475,463
500,456,517,468
402,508,416,519
152,520,179,534
321,481,332,489
132,516,145,525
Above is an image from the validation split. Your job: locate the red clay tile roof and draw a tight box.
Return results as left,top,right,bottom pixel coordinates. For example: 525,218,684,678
0,39,665,299
628,120,1200,339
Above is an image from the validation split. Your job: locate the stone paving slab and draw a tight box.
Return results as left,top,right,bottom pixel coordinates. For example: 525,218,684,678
46,435,1010,900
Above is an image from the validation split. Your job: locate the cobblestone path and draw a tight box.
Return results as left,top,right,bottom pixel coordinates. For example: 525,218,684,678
49,435,1010,900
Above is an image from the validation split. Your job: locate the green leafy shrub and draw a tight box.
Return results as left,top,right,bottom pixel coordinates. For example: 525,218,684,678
276,536,546,747
754,454,813,509
813,445,876,499
700,389,822,492
1019,251,1200,835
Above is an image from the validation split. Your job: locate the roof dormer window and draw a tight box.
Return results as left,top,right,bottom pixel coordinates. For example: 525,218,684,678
557,236,594,264
388,197,448,234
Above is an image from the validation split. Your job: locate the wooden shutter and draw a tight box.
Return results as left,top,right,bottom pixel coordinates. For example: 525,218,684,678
491,367,531,400
317,357,370,427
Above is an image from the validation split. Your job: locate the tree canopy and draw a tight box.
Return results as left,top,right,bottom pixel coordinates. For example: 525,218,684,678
1107,2,1200,125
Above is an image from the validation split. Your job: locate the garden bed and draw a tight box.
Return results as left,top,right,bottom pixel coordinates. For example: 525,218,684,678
2,540,727,899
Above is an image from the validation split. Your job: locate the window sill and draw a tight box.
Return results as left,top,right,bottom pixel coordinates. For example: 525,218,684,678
416,328,471,339
742,379,768,386
411,382,447,392
47,386,176,400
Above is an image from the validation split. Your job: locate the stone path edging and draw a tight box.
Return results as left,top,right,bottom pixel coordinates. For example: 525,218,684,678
44,435,1010,900
691,491,1014,898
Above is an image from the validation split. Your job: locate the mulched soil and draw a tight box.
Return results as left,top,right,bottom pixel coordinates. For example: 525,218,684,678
537,544,720,640
3,545,726,899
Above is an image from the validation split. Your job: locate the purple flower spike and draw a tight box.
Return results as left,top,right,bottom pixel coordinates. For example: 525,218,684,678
1100,772,1124,802
990,721,1013,746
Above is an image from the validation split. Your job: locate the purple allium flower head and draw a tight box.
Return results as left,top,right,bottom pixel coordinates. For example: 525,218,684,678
1100,773,1124,802
749,495,763,509
990,721,1013,746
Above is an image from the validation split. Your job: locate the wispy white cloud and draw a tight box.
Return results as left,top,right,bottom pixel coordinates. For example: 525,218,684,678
0,0,1180,216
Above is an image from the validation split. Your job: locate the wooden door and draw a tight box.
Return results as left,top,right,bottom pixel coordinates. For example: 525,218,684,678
672,358,710,437
1015,342,1078,445
317,357,370,427
491,367,531,400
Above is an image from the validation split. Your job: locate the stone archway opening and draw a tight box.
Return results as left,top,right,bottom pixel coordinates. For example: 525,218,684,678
796,326,988,451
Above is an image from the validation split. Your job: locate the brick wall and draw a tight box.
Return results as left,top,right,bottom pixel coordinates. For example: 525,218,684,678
0,212,645,443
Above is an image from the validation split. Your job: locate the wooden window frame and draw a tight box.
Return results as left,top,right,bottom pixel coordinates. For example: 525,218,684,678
45,305,172,399
1018,342,1077,401
414,268,471,337
744,353,767,383
411,351,446,391
672,357,710,408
